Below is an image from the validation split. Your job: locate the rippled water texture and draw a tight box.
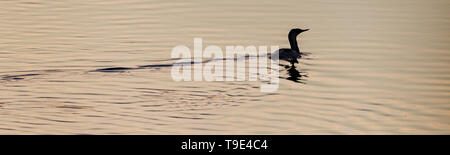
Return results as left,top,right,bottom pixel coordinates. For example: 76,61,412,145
0,0,449,134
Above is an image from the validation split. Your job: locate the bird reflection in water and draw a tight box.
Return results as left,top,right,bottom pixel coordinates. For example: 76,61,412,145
280,64,308,84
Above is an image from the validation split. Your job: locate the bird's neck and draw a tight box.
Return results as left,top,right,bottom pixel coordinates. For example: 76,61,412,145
288,34,299,52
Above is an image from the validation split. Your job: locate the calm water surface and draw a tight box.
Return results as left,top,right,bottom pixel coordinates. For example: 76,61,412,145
0,0,449,134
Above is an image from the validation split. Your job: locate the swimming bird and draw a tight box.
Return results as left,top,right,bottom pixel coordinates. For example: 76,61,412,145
270,28,309,65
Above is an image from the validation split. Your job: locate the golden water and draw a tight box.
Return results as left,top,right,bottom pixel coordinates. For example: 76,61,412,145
0,0,449,134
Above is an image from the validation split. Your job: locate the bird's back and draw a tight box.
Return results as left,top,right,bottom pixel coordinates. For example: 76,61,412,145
270,48,301,64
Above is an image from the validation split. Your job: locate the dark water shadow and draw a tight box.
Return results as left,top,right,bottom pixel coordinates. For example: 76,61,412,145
91,67,137,73
1,73,41,81
90,56,257,73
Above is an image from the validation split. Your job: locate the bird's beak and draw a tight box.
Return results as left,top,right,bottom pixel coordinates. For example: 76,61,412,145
303,29,310,32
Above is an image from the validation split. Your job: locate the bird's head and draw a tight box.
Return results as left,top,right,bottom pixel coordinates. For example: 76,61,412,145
289,28,309,36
